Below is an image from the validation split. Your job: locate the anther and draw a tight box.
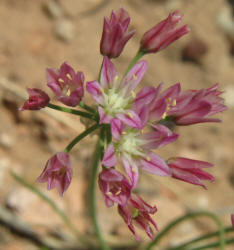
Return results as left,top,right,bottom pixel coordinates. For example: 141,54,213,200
132,167,136,173
115,190,121,195
131,90,136,98
107,192,112,196
172,99,177,106
127,112,133,118
58,78,64,83
66,73,72,80
162,112,167,119
146,156,151,161
132,74,137,80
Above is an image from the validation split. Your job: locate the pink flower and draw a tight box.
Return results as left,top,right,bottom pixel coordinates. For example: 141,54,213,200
140,11,190,54
167,157,214,188
19,88,50,111
148,83,227,126
46,62,84,107
166,83,227,125
98,168,132,207
118,195,157,241
102,120,176,187
100,8,135,58
37,152,73,196
86,56,148,129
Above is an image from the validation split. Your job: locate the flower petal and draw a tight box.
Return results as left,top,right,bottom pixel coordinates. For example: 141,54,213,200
141,152,171,176
102,144,117,167
100,56,117,88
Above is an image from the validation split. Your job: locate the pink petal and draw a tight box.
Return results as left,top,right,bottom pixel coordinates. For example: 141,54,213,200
102,144,117,167
121,60,148,92
141,152,171,176
135,86,159,108
86,81,103,104
111,118,123,139
122,157,139,188
100,56,117,88
98,107,112,124
117,110,142,129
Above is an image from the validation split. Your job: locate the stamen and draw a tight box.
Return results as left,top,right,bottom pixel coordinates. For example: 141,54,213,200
146,156,151,161
58,78,64,83
131,90,136,98
114,75,119,83
127,112,133,119
66,73,72,80
172,99,177,106
132,167,136,173
115,190,121,195
132,74,137,80
162,112,167,119
122,131,127,135
167,97,171,103
107,191,112,196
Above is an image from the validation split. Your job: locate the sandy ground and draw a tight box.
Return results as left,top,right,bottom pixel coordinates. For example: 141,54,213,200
0,0,234,249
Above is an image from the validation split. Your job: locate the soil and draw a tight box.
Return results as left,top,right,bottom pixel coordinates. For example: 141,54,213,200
0,0,234,249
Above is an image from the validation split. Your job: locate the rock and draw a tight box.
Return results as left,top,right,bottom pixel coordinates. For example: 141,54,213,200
54,19,75,42
223,85,234,108
0,133,14,149
42,0,63,19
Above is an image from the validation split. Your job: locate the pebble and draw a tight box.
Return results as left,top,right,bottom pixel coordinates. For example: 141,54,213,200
42,0,63,19
0,133,14,149
223,85,234,108
54,19,75,42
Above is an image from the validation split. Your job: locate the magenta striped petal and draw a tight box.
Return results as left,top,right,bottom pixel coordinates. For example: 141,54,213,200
100,57,117,88
111,118,123,139
117,110,142,129
121,60,148,92
141,152,171,176
102,144,117,167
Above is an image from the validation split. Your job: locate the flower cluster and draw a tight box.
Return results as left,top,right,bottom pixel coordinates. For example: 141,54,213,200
20,8,226,241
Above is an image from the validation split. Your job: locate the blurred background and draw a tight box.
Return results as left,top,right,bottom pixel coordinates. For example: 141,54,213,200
0,0,234,249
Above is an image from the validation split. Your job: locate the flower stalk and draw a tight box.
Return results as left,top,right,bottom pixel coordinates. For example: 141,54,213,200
64,123,101,153
89,127,110,250
47,103,97,121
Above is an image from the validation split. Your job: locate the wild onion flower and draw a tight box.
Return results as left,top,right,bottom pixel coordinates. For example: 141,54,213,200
19,88,50,111
100,8,135,58
86,56,148,129
140,11,190,54
102,119,177,187
37,152,73,196
98,168,132,207
46,62,84,107
148,83,226,126
167,157,214,188
118,194,157,240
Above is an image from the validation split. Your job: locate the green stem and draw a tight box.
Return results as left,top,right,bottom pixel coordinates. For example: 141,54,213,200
79,101,96,113
89,128,110,250
98,57,104,83
47,103,97,121
124,49,145,76
11,171,91,247
168,226,233,250
188,237,234,250
64,123,101,153
145,211,226,250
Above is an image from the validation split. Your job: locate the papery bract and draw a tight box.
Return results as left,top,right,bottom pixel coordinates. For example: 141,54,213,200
140,11,190,54
118,195,157,241
37,152,73,196
98,168,132,207
19,88,50,111
167,157,214,188
100,8,135,58
47,62,84,107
